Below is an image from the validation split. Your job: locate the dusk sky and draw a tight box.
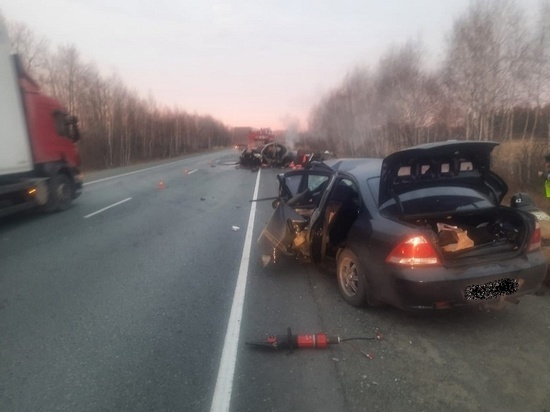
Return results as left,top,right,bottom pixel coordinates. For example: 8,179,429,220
0,0,542,130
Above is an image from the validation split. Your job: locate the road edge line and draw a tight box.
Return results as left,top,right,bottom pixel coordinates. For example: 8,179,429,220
209,169,261,412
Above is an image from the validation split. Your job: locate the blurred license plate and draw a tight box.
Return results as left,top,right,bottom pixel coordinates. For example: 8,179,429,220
464,278,518,301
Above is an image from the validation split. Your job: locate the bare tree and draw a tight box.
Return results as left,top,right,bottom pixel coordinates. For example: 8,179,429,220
6,20,49,76
308,41,444,157
444,0,530,141
3,14,233,170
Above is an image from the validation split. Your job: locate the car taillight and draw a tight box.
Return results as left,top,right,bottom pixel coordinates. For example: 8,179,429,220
527,221,541,252
386,235,440,266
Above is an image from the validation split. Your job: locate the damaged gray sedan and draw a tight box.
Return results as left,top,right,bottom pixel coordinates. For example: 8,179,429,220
258,141,547,310
239,142,294,169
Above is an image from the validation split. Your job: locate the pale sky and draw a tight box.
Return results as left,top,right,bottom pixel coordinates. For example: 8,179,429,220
0,0,542,130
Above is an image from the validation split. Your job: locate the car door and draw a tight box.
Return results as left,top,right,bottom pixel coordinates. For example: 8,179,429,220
308,175,362,265
257,168,336,266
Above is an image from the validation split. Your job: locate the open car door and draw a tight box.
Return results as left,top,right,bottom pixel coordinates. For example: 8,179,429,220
257,168,336,266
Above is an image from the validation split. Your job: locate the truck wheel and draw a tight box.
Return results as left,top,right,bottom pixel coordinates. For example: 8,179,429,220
44,173,73,212
337,249,368,307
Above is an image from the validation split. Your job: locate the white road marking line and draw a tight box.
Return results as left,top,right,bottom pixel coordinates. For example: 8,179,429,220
83,197,132,219
210,169,261,412
83,161,199,185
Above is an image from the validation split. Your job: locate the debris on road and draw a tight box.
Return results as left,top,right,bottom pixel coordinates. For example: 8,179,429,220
232,226,240,231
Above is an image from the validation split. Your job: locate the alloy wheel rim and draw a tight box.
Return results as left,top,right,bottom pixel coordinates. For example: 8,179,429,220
341,257,359,296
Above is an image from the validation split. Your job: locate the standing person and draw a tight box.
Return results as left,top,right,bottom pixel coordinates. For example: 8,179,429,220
536,152,550,290
539,152,550,198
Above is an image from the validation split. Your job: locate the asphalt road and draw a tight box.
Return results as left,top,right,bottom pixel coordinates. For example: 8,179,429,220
1,149,549,412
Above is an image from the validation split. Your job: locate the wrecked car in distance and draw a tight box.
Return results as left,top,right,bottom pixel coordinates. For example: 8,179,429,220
257,141,547,310
238,144,336,170
239,142,294,169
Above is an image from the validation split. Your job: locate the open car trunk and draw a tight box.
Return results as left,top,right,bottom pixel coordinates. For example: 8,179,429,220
404,207,533,264
377,140,537,264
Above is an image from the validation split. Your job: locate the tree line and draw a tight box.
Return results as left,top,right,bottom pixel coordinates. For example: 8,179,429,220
304,0,550,194
5,1,550,196
3,16,232,171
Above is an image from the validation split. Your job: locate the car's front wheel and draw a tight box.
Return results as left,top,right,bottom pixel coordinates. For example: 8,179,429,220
337,249,368,307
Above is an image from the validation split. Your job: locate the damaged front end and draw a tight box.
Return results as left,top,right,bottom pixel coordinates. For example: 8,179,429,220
257,203,310,267
239,149,263,169
239,142,295,169
257,166,336,267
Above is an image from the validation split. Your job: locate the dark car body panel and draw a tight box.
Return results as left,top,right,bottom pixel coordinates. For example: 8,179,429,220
388,253,547,309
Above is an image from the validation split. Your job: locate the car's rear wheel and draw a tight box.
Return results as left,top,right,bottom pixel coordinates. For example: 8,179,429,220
337,249,368,307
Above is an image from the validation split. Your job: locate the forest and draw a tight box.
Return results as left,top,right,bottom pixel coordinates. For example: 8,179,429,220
4,0,550,198
303,0,550,196
3,15,232,171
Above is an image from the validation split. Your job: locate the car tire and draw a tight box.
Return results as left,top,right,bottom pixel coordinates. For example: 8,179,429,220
337,249,368,307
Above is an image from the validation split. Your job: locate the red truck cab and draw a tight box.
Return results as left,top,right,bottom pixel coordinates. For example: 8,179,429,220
20,70,81,170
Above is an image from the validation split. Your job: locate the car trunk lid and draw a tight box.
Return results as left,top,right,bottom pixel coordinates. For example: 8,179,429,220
378,141,507,213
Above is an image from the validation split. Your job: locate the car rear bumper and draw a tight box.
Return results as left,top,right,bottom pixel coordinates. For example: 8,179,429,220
385,252,548,310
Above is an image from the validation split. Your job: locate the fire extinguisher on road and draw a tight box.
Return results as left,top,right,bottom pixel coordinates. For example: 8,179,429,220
246,327,383,352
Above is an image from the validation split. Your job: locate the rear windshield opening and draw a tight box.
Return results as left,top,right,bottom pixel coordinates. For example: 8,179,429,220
396,158,477,181
378,186,495,216
414,163,457,178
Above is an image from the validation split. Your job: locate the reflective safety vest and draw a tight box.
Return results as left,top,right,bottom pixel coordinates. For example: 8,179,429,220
546,180,550,198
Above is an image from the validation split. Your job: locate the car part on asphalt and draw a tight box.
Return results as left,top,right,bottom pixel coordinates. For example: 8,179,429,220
249,196,280,203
